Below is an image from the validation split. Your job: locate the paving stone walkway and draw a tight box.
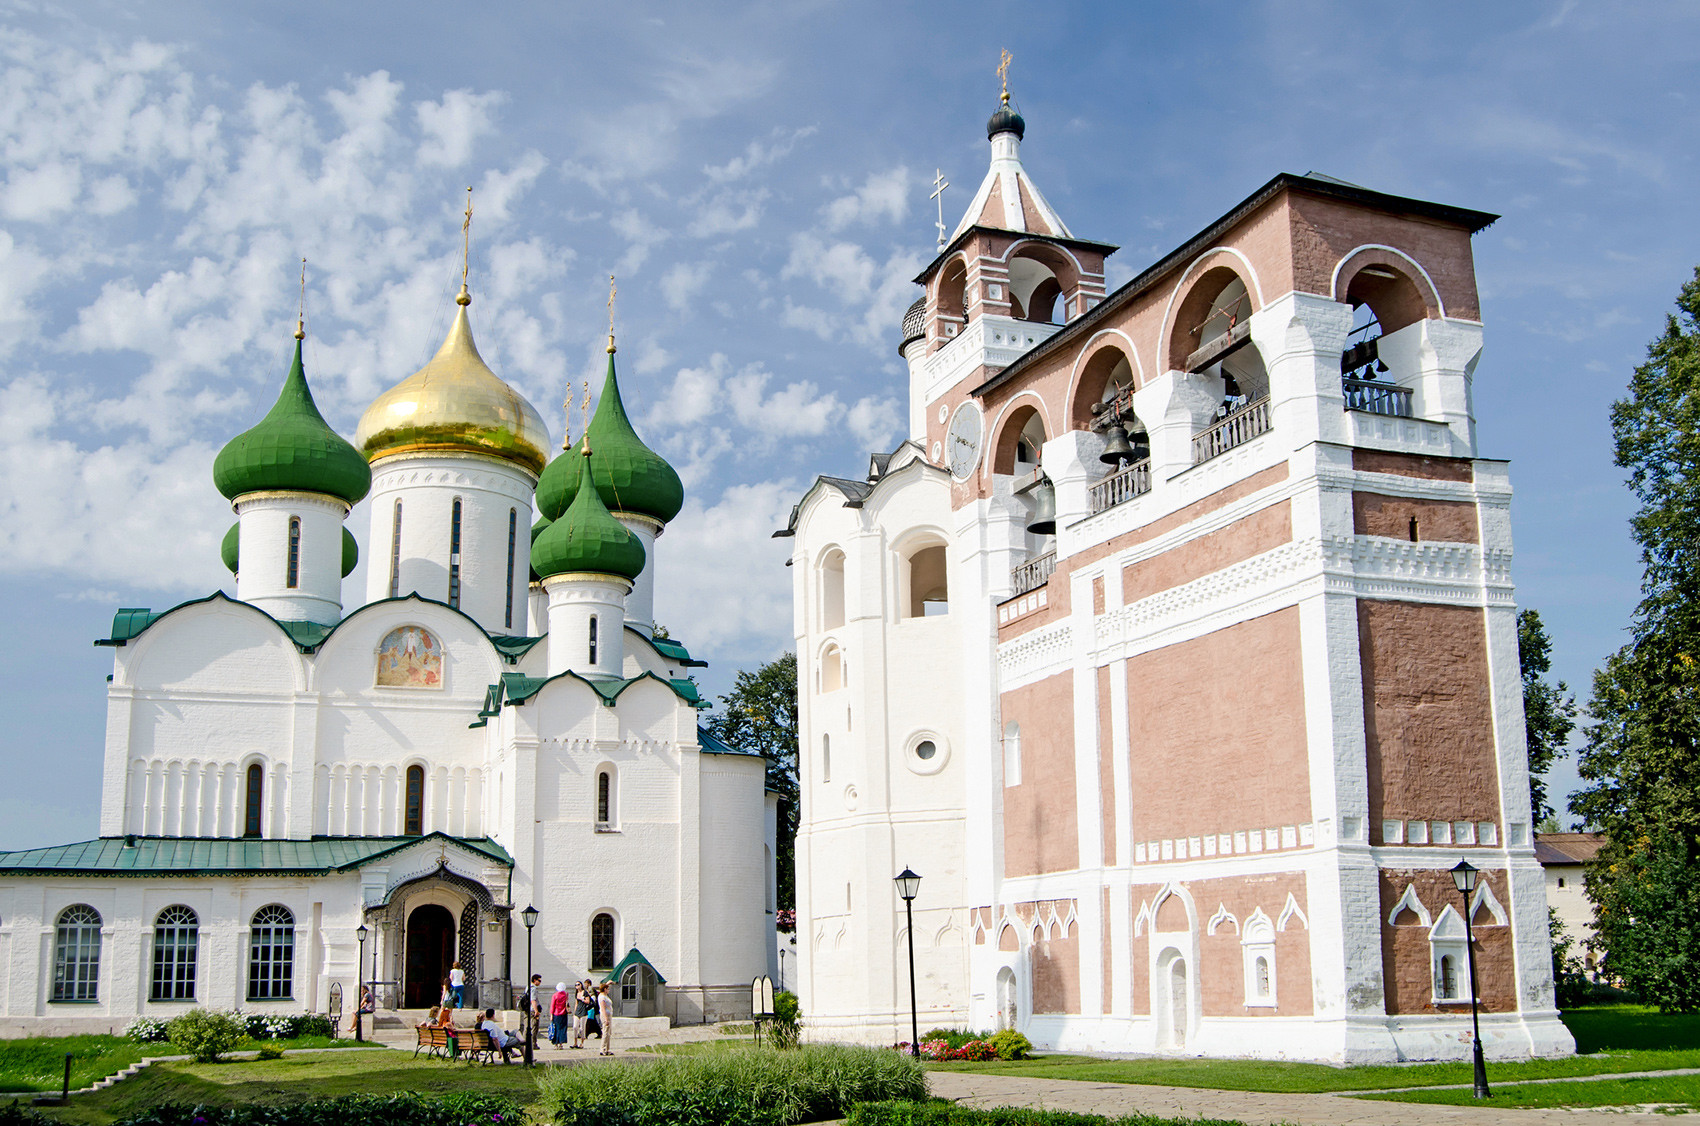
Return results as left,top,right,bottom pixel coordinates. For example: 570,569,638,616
927,1071,1691,1125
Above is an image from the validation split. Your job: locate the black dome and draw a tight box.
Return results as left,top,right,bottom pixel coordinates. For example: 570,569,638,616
899,296,926,356
987,105,1026,140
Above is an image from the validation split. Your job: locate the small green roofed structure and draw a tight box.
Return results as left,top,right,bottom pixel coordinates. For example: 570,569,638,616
601,946,666,985
535,351,683,525
223,522,357,577
212,336,371,505
532,447,646,581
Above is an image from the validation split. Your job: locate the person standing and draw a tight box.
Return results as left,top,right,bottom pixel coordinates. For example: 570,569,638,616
572,980,592,1048
596,980,615,1056
527,974,544,1052
549,982,570,1048
448,962,466,1009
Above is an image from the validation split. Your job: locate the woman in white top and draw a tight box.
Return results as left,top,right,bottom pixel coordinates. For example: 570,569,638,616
596,981,615,1055
449,962,466,1009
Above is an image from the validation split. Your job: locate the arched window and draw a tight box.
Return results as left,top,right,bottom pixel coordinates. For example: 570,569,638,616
248,905,295,1001
388,500,403,598
447,498,463,609
151,905,198,1001
243,764,263,838
902,544,949,618
595,768,616,830
1003,721,1022,786
1241,912,1276,1006
819,549,846,630
820,644,844,693
285,517,301,589
505,508,518,629
821,734,831,783
590,913,615,971
1439,955,1459,1000
52,904,102,1002
588,615,599,665
404,765,425,836
1429,905,1467,1002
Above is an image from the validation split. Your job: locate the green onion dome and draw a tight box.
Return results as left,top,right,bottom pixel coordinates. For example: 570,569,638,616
529,513,552,582
213,337,372,505
534,352,682,525
531,449,645,581
222,521,357,578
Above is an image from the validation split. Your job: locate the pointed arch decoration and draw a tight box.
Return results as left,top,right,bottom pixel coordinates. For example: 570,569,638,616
1470,881,1508,926
1386,884,1431,928
1206,903,1239,936
1277,892,1309,933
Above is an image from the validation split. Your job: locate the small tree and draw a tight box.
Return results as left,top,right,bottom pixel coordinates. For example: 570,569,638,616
166,1008,245,1062
1572,266,1700,1011
1518,609,1577,827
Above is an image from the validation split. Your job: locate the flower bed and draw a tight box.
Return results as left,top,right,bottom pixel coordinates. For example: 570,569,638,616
107,1092,523,1126
898,1029,1030,1062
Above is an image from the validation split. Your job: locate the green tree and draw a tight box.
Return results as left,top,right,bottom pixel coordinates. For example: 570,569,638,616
1572,266,1700,1011
704,653,799,917
1518,609,1577,826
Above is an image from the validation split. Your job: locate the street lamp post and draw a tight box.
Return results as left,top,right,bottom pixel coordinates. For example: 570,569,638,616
1450,859,1491,1099
521,905,538,1068
894,869,921,1058
354,924,368,1043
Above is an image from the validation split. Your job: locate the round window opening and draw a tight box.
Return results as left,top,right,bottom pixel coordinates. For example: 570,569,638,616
915,740,938,761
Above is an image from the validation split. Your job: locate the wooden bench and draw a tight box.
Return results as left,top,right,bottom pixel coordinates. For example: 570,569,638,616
414,1025,455,1060
452,1027,505,1065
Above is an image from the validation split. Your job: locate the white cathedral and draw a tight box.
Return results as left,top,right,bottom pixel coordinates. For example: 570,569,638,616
0,276,776,1034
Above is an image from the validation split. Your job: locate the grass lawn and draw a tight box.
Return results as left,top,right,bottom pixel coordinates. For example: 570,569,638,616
19,1049,544,1126
1359,1072,1700,1110
923,1006,1700,1094
0,1034,361,1094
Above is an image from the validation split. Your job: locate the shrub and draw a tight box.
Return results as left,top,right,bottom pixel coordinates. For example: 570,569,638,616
770,990,801,1050
166,1009,245,1063
538,1043,925,1126
1,1102,59,1125
291,1014,333,1039
256,1041,285,1060
920,1029,984,1050
123,1017,170,1044
847,1102,1210,1125
110,1092,524,1126
986,1029,1032,1061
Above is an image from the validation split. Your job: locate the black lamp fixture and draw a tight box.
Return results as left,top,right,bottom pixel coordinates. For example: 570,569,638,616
894,868,922,1057
521,905,538,1067
1449,859,1491,1099
354,923,368,1043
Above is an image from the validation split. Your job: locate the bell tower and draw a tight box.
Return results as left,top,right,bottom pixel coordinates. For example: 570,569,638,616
905,63,1118,444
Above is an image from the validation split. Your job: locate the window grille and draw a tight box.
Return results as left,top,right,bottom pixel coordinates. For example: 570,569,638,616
286,517,301,588
248,904,295,1001
388,501,403,598
244,764,263,838
505,508,518,628
151,905,198,1001
52,904,102,1002
448,499,463,608
590,913,615,970
404,765,424,836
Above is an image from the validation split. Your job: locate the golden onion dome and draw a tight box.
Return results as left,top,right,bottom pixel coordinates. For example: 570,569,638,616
354,285,550,476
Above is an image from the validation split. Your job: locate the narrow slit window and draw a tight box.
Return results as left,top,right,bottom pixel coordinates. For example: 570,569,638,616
505,508,518,629
596,770,612,826
243,764,263,838
589,615,599,665
404,765,424,836
285,517,301,588
448,498,463,609
388,501,403,598
1409,516,1420,542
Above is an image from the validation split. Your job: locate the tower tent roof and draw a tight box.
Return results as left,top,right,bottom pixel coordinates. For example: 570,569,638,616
212,337,372,505
949,102,1072,243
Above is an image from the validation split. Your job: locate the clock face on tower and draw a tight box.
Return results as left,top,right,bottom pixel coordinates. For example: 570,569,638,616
946,401,983,480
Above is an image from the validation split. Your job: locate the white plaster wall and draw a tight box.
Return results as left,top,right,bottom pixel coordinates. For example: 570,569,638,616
364,454,535,636
233,492,350,625
543,576,630,678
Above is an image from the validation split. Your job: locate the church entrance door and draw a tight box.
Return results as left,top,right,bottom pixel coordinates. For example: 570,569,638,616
405,904,455,1009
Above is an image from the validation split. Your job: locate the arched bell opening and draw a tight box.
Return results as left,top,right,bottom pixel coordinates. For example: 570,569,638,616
935,258,969,341
1338,260,1436,417
1073,346,1149,473
1006,243,1081,324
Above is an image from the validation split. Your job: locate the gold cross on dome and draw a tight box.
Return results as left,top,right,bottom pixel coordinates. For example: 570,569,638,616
581,381,593,455
296,257,307,340
461,187,474,282
606,274,617,354
561,392,572,451
998,49,1013,105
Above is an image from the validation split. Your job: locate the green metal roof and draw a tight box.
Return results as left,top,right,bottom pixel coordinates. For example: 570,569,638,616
647,634,707,668
212,337,372,506
0,833,512,877
697,725,759,757
534,352,683,525
494,668,702,711
96,591,542,665
601,946,666,985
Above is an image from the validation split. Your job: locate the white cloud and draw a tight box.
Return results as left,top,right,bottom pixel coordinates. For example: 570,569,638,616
822,167,912,230
725,364,842,437
660,261,711,311
703,126,817,183
653,478,798,659
688,188,768,238
415,89,505,168
847,395,902,451
781,233,924,350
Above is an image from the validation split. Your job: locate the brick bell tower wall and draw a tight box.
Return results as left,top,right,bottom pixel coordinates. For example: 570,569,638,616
1001,671,1078,877
1357,600,1501,834
1123,607,1311,842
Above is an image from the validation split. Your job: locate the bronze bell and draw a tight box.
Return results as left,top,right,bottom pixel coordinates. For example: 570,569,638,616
1100,421,1135,466
1025,476,1057,535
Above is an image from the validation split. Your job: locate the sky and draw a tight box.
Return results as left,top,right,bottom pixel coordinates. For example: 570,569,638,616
0,0,1695,849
